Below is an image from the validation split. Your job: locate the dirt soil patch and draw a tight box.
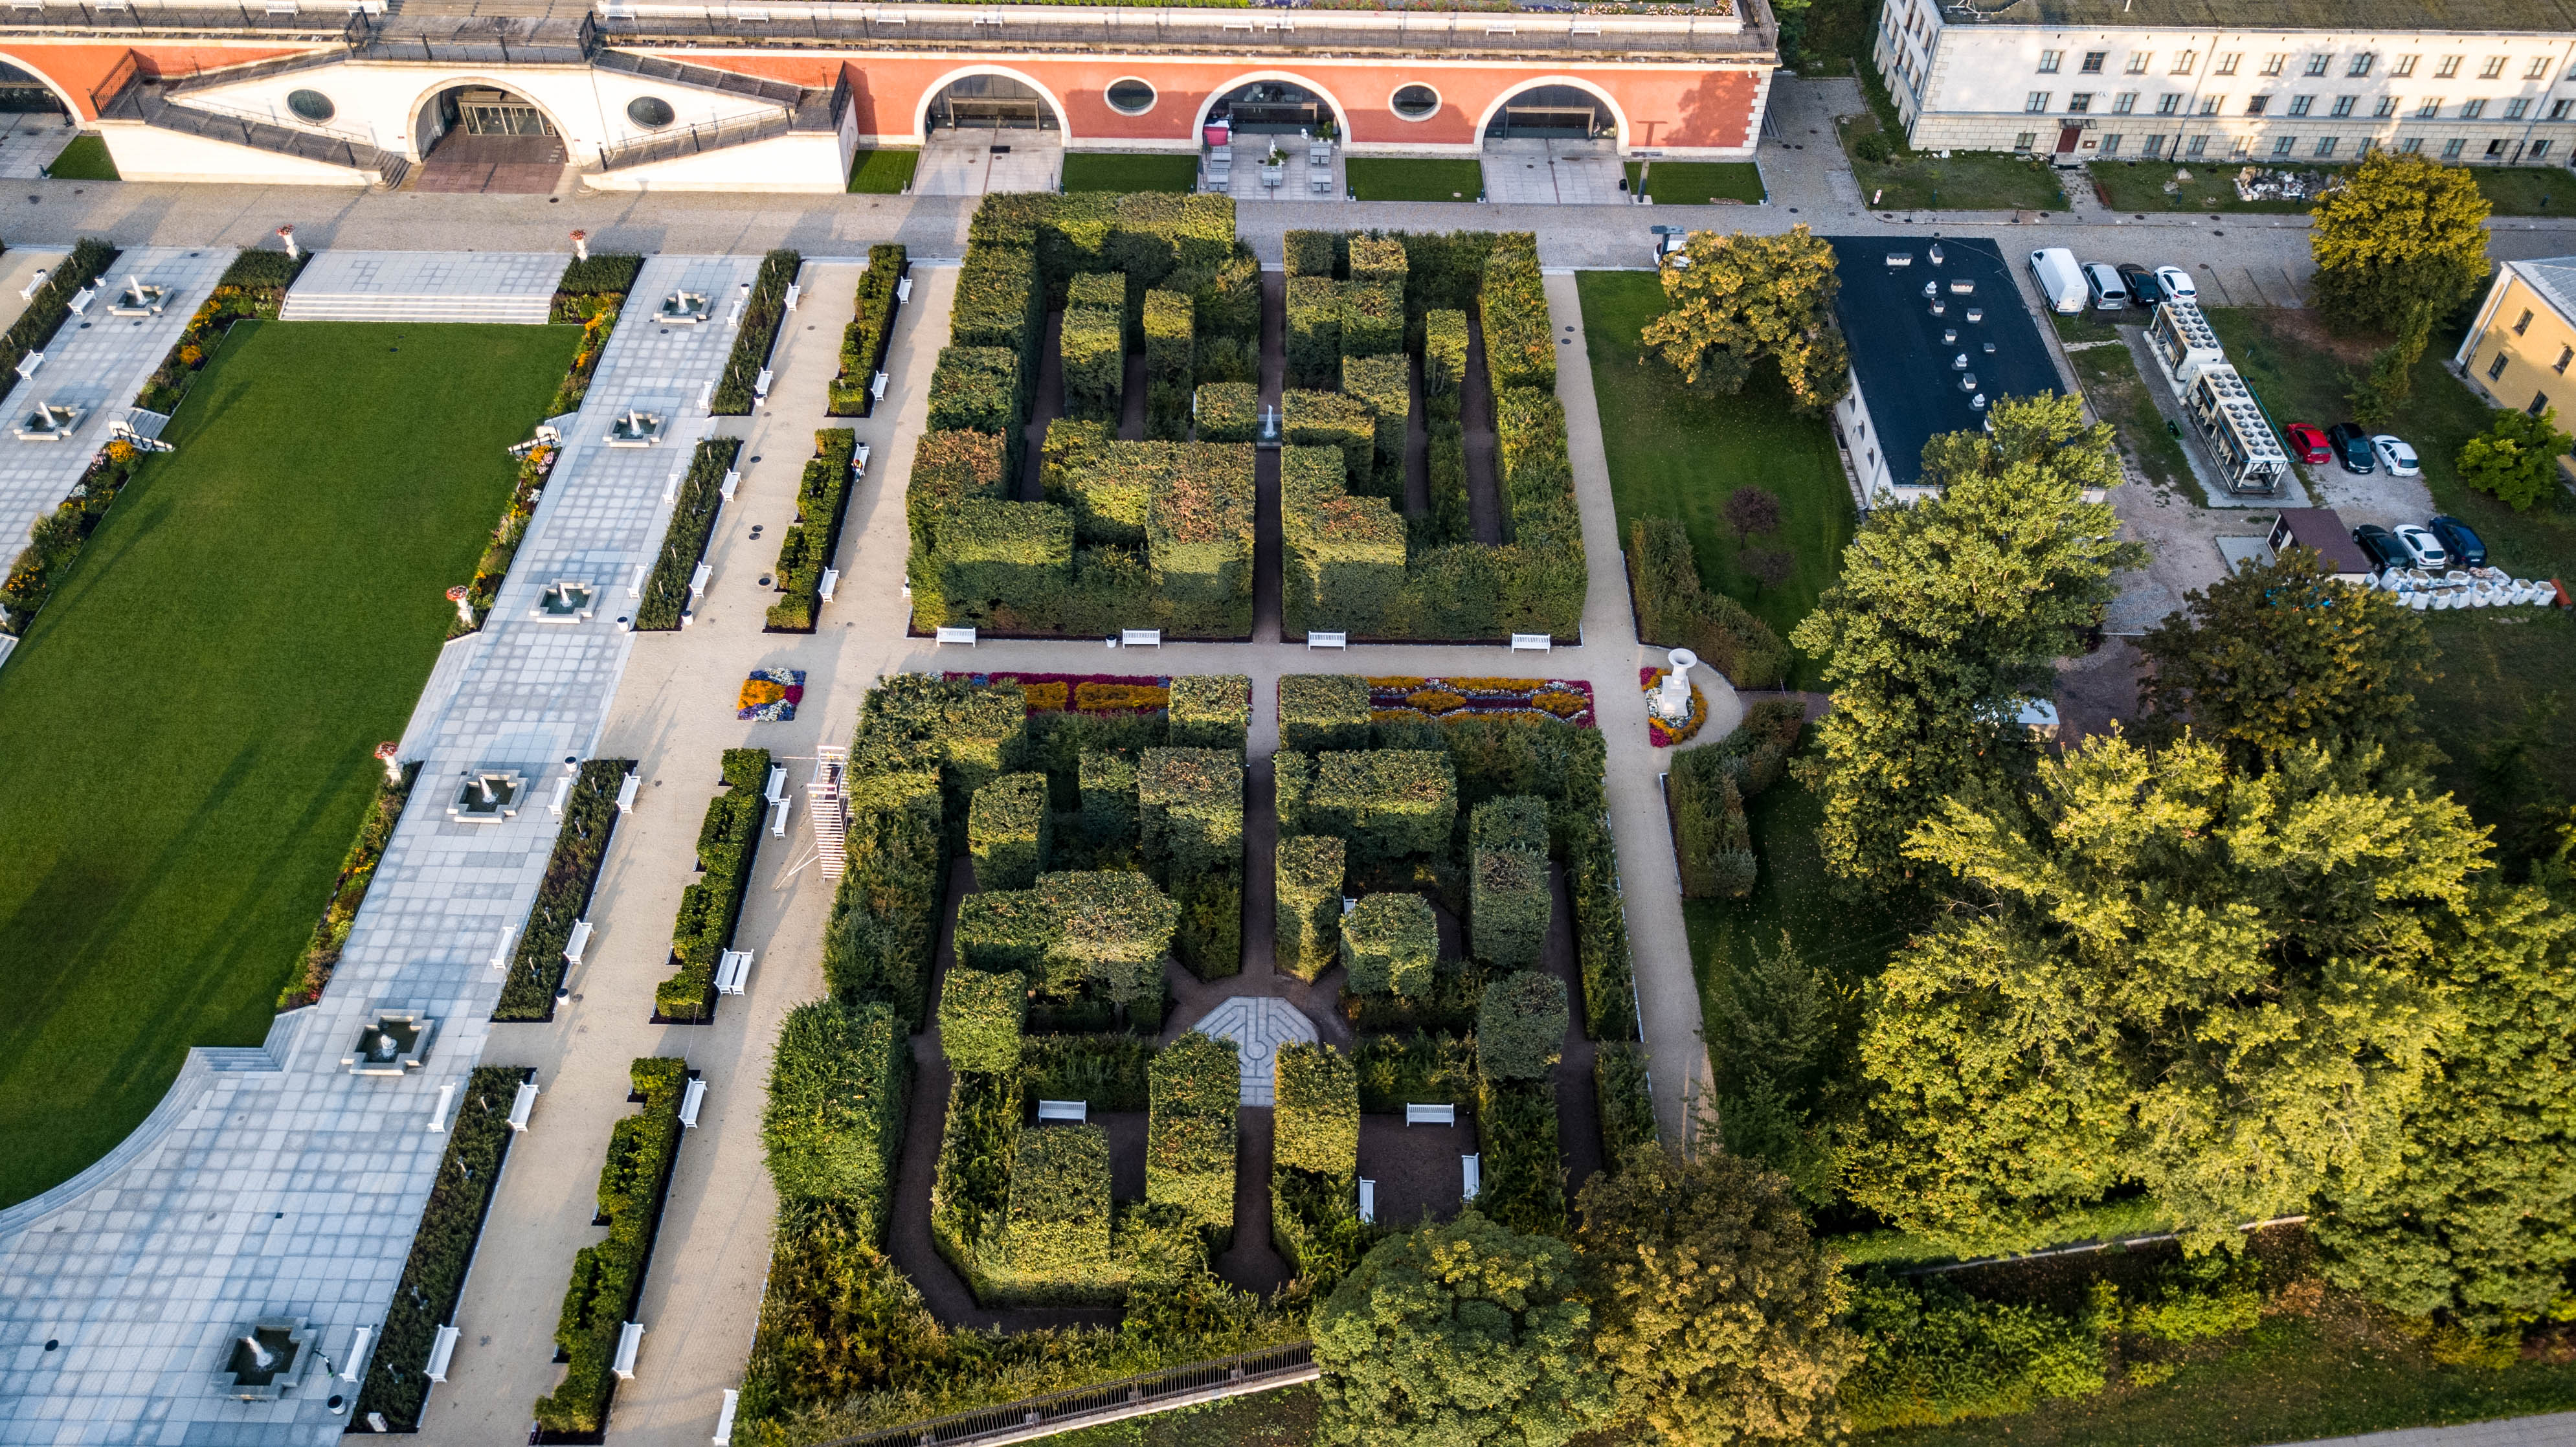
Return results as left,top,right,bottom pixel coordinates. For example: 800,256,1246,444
1360,1114,1472,1229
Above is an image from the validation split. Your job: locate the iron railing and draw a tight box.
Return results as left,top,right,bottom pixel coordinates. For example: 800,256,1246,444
590,44,805,104
595,106,796,169
100,82,405,182
812,1343,1319,1447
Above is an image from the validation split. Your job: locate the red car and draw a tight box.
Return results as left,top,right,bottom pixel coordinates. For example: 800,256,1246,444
2285,423,2331,464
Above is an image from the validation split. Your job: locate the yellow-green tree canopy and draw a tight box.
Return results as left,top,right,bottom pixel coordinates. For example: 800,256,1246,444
2309,150,2491,335
2455,403,2576,512
1642,226,1850,411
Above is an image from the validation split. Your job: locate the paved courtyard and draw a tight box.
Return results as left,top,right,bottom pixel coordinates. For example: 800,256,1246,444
911,130,1062,196
1193,997,1320,1106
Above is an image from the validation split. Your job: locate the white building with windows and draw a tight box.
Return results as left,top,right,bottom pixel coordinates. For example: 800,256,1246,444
1874,0,2576,166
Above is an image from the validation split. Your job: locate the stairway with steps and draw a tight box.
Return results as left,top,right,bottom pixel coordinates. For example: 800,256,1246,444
278,250,566,324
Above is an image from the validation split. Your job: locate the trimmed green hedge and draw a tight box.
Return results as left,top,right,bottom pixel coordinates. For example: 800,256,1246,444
1473,793,1551,855
768,429,858,631
953,243,1042,372
1023,1033,1156,1112
1627,517,1791,690
1137,747,1243,881
1037,871,1177,1015
1339,277,1405,360
1282,389,1376,493
939,967,1026,1075
1477,970,1567,1082
1281,446,1407,636
1278,675,1371,754
1343,352,1411,488
1143,287,1194,440
1284,748,1459,868
1062,284,1126,423
969,771,1051,890
557,254,643,298
1844,1273,2109,1431
356,1064,527,1430
1147,1031,1239,1228
1175,869,1242,983
1594,1041,1657,1168
1423,308,1468,420
1354,1031,1477,1114
1009,1123,1114,1284
932,1069,1021,1298
713,249,800,414
903,430,1009,629
1343,892,1437,996
1479,231,1553,392
1472,1076,1565,1236
1286,274,1342,389
1169,675,1249,754
1274,1042,1359,1175
1670,699,1805,897
533,1057,688,1433
1284,230,1343,278
1079,747,1138,844
1275,833,1346,982
956,889,1058,979
764,1002,912,1234
636,438,743,631
496,759,632,1020
657,748,770,1020
1471,796,1552,969
828,243,908,416
1348,236,1407,286
1194,381,1259,442
929,346,1025,437
1273,1164,1374,1296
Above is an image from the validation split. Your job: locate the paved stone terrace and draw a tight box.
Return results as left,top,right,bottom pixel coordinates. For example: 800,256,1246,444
278,251,566,324
0,245,234,590
1193,998,1320,1106
0,252,759,1447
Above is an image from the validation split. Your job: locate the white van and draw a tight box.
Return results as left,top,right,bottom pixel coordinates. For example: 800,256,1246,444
2083,262,2129,311
2028,247,2086,314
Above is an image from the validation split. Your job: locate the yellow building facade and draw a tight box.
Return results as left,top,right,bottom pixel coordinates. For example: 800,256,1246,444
2454,256,2576,482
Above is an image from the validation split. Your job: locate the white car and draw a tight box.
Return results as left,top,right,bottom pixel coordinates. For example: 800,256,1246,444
1652,232,1690,269
2372,434,2421,476
2155,265,2199,301
2394,522,2449,570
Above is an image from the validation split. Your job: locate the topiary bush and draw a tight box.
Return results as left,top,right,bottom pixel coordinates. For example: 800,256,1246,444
1281,446,1408,637
763,1002,911,1232
1343,892,1438,996
1343,353,1412,486
1147,1031,1240,1228
713,249,800,414
828,243,908,415
767,429,860,631
1339,277,1405,360
1279,675,1372,754
1286,274,1343,388
1283,389,1377,492
1007,1123,1113,1283
1274,1042,1360,1176
1174,869,1242,982
1276,834,1347,981
1294,750,1459,868
1143,287,1194,440
1669,700,1805,898
1477,970,1567,1082
938,967,1027,1075
1471,846,1551,970
1479,231,1553,391
1079,747,1139,844
1137,747,1244,882
1347,236,1407,286
969,771,1051,890
1168,674,1250,754
1284,229,1344,278
1194,380,1260,442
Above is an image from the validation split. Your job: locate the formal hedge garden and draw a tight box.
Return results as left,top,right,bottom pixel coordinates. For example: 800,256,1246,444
712,249,800,414
1147,1031,1239,1229
827,243,908,416
636,438,743,631
495,759,632,1020
765,1001,912,1237
1343,891,1436,997
767,429,859,632
655,748,770,1021
533,1057,688,1435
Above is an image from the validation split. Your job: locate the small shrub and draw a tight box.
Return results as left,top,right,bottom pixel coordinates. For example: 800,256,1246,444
712,249,799,414
938,967,1026,1075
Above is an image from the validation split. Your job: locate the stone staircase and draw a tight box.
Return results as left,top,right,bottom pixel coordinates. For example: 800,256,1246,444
278,251,566,324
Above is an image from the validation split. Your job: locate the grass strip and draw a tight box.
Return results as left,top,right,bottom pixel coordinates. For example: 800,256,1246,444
1624,161,1765,204
1346,158,1484,202
43,133,115,180
1062,153,1200,194
847,148,918,194
275,763,416,1009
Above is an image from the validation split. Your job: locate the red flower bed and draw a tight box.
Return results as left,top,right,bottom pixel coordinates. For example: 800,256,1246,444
945,671,1172,715
1641,667,1707,747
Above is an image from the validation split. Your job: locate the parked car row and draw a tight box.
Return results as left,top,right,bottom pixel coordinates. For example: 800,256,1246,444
2353,515,2488,572
2028,249,2201,314
2283,421,2420,477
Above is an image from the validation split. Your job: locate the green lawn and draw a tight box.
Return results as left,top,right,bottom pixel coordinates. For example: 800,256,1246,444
1345,157,1483,202
1624,160,1765,205
2089,158,2336,215
44,132,117,181
0,319,579,1206
847,148,919,194
1060,152,1198,194
2470,164,2576,217
1838,103,2066,211
1577,269,1855,688
2068,338,2202,502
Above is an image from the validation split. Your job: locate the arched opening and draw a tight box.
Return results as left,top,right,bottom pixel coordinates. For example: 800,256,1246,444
1209,79,1333,135
926,73,1058,133
412,82,568,194
1477,80,1626,204
1483,84,1617,141
0,59,68,116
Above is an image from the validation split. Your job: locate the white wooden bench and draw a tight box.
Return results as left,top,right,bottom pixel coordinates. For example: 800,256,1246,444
15,351,41,381
1405,1103,1456,1127
1037,1099,1088,1122
689,561,711,599
0,635,16,673
1510,633,1552,652
66,285,93,316
616,772,640,812
768,797,790,838
563,919,593,965
713,1388,739,1447
508,1081,539,1132
424,1325,459,1383
612,1322,644,1380
783,282,801,311
765,765,789,805
1462,1153,1482,1200
342,1325,373,1382
549,774,572,816
819,568,839,602
1121,629,1161,647
853,442,871,476
1308,631,1347,649
715,949,754,995
720,468,740,502
896,276,913,304
1341,896,1359,915
697,380,714,411
870,371,889,405
427,1081,455,1134
679,1077,707,1128
490,923,515,971
1358,1178,1376,1224
753,368,773,405
628,563,648,598
17,269,44,301
935,626,978,645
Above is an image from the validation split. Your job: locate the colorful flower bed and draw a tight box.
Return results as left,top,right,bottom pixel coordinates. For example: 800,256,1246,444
1365,676,1596,729
944,672,1172,716
739,669,806,722
1641,667,1707,747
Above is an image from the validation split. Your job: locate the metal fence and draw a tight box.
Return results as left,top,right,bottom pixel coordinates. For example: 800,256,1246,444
813,1343,1319,1447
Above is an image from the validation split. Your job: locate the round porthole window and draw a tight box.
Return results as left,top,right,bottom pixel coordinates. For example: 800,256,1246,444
1106,78,1156,116
627,95,676,129
1390,84,1440,120
286,88,335,123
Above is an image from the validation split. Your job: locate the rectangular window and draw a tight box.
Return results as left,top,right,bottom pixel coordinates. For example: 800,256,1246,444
2461,98,2487,119
2081,50,2105,73
2443,137,2467,157
2315,136,2338,156
2419,97,2443,118
2216,52,2241,76
2039,49,2061,73
2113,92,2138,114
2015,130,2037,150
2303,53,2329,76
2348,53,2376,78
2531,56,2553,80
2437,55,2461,78
2360,137,2380,155
2158,93,2182,115
2144,133,2166,156
2481,56,2507,79
2401,136,2424,153
2273,135,2297,156
2331,95,2355,117
2393,54,2418,77
2489,351,2510,380
2489,139,2509,157
2100,133,2122,155
2553,99,2573,120
2200,95,2223,115
2127,52,2150,74
2227,135,2250,158
2530,391,2551,417
2553,344,2570,374
2262,53,2286,76
2288,95,2314,116
2507,97,2531,120
2375,96,2397,117
2516,308,2536,335
2026,91,2051,111
2171,50,2196,74
2246,95,2270,115
2068,93,2093,112
2538,139,2555,159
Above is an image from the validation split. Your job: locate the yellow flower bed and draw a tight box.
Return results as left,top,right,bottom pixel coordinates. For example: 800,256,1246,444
1077,681,1170,713
737,679,786,710
1531,688,1590,718
1405,688,1468,715
1020,681,1071,712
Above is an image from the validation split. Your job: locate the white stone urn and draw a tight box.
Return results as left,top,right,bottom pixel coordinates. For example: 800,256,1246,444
1653,649,1699,723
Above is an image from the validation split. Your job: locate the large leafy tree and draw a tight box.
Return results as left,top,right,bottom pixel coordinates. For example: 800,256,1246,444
2136,547,2433,770
2313,878,2576,1329
1643,225,1850,411
2456,404,2576,512
1574,1147,1861,1445
1312,1211,1615,1447
1849,731,2484,1255
2309,150,2491,335
1790,394,2142,883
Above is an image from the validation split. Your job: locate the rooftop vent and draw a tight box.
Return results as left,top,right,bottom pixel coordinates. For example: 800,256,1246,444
1984,341,1997,353
1953,352,1969,370
1959,373,1978,391
1921,280,1937,298
1931,300,1947,316
1966,307,1985,322
1971,392,1988,409
1943,329,1958,344
1929,242,1946,265
1886,252,1914,267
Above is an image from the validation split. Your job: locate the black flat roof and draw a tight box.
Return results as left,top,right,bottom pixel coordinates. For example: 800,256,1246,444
1828,235,2063,491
